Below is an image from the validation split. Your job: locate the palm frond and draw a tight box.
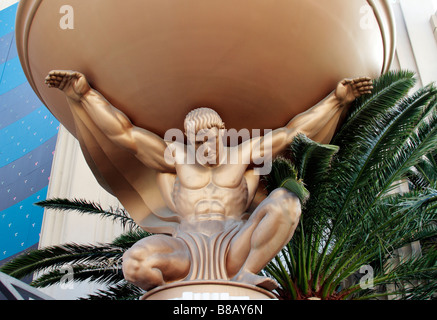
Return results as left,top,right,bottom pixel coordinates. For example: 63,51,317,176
288,133,339,194
262,157,309,203
0,242,123,280
263,156,299,193
0,229,149,280
31,264,125,288
35,198,139,230
82,282,144,300
407,151,437,189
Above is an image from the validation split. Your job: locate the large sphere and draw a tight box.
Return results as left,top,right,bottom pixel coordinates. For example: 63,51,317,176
16,0,395,137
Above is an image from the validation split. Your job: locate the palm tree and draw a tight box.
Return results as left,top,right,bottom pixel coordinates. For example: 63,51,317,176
263,70,437,300
0,199,147,300
1,70,436,300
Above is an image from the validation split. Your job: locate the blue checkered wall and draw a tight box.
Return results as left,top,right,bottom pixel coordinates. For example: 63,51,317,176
0,2,59,264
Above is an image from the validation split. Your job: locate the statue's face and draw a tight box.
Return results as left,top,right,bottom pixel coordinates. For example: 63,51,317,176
194,127,224,167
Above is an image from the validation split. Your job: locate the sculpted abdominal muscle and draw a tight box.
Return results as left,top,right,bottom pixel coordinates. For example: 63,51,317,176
173,178,249,217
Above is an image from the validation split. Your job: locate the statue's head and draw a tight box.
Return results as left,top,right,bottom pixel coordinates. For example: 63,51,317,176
184,108,225,166
183,107,225,133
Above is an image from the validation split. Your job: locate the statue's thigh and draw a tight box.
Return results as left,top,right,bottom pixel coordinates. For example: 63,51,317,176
226,188,299,275
225,209,268,276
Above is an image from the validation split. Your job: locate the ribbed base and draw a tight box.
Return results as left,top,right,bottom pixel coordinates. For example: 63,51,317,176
141,280,277,300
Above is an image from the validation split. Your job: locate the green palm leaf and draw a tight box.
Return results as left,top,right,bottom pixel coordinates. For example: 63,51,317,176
35,198,139,230
407,152,437,189
30,264,124,288
0,229,148,281
83,282,144,300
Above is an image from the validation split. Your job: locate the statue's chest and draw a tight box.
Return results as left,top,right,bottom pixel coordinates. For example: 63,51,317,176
176,166,242,189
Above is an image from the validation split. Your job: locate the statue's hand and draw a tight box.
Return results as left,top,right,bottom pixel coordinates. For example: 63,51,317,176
45,70,91,102
335,77,373,106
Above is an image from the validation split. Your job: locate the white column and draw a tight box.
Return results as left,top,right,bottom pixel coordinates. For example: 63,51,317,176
398,0,437,85
38,126,125,300
384,0,436,300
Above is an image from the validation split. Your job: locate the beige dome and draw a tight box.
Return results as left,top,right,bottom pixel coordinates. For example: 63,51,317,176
16,0,395,138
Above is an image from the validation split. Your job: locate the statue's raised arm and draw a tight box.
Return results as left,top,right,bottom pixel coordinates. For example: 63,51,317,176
247,77,373,165
45,71,174,173
285,77,373,142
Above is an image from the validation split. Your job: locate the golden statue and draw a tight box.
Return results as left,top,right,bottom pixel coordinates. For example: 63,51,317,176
45,70,372,291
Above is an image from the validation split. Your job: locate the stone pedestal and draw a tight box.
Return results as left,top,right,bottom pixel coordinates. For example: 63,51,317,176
141,281,276,300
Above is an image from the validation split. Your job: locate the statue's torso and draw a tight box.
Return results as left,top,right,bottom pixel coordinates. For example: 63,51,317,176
172,163,250,220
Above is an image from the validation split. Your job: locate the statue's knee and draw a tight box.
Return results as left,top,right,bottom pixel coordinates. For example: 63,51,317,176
268,188,290,199
122,237,188,288
267,188,301,223
122,247,146,281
